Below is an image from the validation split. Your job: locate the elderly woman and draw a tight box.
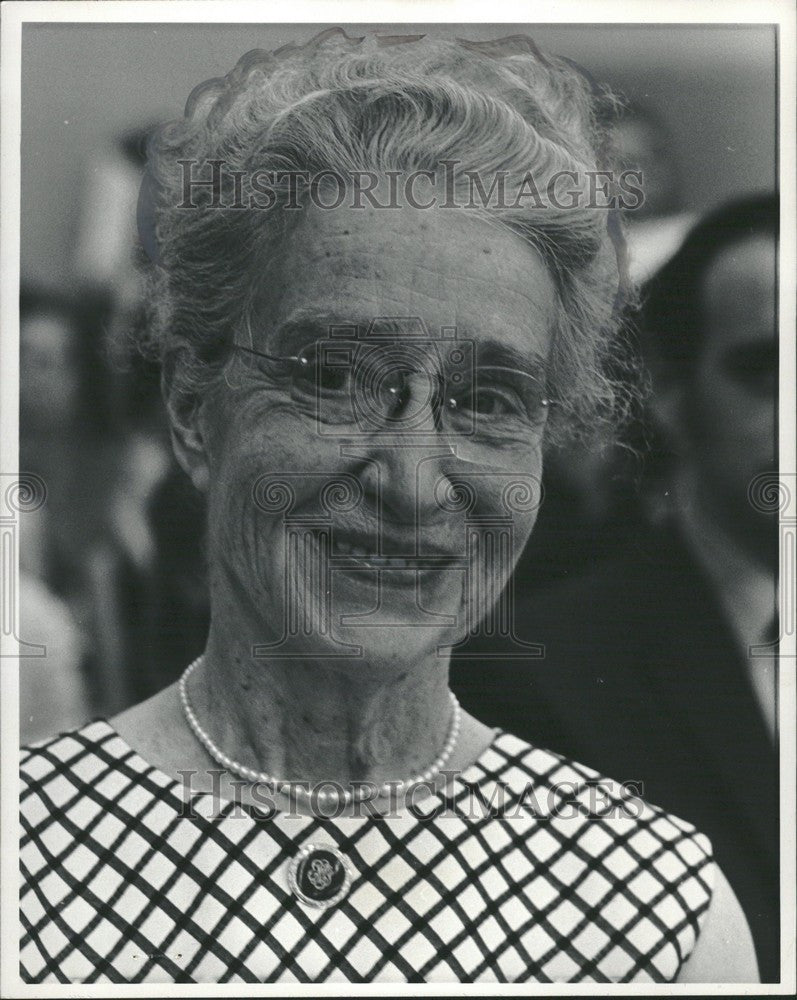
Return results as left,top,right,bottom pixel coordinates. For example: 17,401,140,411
20,30,758,984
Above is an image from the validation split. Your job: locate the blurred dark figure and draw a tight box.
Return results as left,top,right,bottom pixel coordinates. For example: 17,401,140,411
20,287,118,586
84,343,210,712
144,468,210,698
64,121,212,717
18,287,117,739
452,193,780,980
514,427,645,592
20,124,213,733
512,100,694,595
88,459,209,710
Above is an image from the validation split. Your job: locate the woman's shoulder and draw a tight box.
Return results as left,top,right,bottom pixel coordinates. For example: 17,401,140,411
485,728,713,849
21,718,116,774
21,683,188,789
476,730,717,979
20,717,180,826
486,729,709,826
483,732,756,982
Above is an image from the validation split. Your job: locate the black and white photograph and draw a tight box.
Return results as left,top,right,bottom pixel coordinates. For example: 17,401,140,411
1,1,794,990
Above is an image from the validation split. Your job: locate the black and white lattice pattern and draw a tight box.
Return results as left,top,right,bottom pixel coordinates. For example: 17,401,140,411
20,721,714,983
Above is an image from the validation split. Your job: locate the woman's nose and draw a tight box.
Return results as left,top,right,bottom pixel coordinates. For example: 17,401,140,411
342,368,458,525
358,442,456,530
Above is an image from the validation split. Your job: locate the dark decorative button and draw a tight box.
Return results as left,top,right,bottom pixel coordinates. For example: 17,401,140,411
288,843,352,909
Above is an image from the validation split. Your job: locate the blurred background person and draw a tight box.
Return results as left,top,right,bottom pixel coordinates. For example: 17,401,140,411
19,283,209,725
19,286,114,597
510,99,696,596
18,287,108,741
18,502,90,744
452,192,780,980
87,449,210,713
80,126,211,712
19,126,211,724
614,100,696,285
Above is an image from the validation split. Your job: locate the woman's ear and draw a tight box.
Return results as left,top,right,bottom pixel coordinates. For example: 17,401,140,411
162,377,211,494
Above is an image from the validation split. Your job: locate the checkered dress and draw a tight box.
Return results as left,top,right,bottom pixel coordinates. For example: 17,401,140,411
20,720,714,984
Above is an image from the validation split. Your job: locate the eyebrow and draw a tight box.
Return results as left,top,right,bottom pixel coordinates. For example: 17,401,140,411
253,316,352,356
476,341,549,379
266,312,431,349
261,311,550,375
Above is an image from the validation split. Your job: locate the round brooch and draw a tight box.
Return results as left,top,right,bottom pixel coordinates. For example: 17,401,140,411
288,843,353,909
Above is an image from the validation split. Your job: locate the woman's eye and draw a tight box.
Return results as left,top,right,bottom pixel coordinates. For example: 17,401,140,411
473,387,521,418
290,351,350,396
292,344,354,395
316,367,351,393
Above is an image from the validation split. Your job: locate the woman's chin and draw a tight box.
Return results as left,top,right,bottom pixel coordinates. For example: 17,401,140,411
331,568,465,632
292,580,466,666
334,624,453,671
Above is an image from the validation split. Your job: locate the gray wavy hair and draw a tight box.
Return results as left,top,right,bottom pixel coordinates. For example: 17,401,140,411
140,28,638,446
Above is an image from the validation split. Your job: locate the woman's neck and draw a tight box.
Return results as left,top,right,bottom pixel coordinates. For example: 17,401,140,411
192,626,455,792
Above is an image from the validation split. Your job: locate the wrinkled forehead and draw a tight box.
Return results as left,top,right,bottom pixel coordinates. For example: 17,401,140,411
248,202,558,369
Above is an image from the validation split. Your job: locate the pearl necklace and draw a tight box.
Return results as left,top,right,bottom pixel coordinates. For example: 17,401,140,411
178,655,462,806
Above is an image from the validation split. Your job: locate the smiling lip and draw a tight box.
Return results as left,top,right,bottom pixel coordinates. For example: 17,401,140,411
326,532,461,589
331,532,460,568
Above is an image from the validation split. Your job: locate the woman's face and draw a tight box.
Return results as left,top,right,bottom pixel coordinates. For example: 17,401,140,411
195,202,557,666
